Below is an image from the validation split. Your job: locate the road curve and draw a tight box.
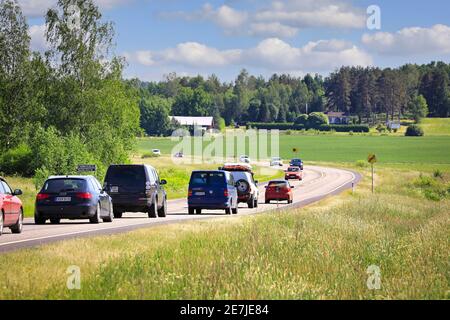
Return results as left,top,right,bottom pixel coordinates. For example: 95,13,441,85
0,166,360,253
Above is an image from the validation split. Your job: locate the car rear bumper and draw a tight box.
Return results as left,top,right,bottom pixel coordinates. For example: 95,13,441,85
188,198,232,209
35,204,97,219
110,196,152,213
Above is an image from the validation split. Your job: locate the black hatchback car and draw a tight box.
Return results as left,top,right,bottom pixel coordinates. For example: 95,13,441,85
35,176,114,224
104,165,167,218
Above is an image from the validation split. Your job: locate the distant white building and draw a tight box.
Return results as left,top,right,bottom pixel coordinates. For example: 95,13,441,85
326,112,351,125
169,116,214,131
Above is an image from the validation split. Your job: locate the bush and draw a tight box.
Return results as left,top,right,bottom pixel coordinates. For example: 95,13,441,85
355,160,368,168
0,144,34,177
294,114,309,126
141,152,159,159
405,125,424,137
307,112,329,128
246,123,305,131
376,124,387,133
319,124,370,133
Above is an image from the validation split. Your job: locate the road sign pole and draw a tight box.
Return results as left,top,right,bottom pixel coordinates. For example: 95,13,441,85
371,164,374,194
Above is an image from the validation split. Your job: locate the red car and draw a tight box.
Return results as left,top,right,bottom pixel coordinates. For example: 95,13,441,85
265,180,294,204
0,177,24,235
285,166,303,181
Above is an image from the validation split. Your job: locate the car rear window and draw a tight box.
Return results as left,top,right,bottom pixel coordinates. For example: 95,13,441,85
105,166,146,186
268,181,289,188
288,167,299,172
43,179,87,193
190,172,225,186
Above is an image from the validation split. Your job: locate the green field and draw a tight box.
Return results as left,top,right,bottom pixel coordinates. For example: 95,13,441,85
1,163,448,299
420,118,450,136
138,135,450,164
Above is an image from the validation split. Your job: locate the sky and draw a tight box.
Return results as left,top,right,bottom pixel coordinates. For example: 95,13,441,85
20,0,450,82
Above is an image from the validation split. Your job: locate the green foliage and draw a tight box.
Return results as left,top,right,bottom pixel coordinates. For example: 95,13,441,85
412,174,449,201
318,125,370,133
140,95,172,136
141,152,160,159
376,124,388,133
405,125,425,137
409,94,429,122
216,117,226,132
246,123,305,130
307,112,329,128
0,143,34,176
294,114,309,126
355,160,368,168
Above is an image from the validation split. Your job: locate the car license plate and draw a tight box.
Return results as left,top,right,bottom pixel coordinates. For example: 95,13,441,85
195,192,206,196
110,186,119,193
56,197,71,202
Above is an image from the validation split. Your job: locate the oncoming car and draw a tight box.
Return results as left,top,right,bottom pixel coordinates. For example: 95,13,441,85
0,177,24,235
265,180,294,204
270,157,283,167
35,176,114,224
188,171,238,215
290,159,304,170
285,166,304,181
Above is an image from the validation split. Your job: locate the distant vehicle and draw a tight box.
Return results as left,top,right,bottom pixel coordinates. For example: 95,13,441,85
290,159,304,170
265,180,294,204
270,157,284,167
174,152,184,158
285,166,304,181
239,155,251,163
35,176,113,225
152,149,161,156
0,177,24,235
188,171,239,215
104,165,167,219
221,163,259,208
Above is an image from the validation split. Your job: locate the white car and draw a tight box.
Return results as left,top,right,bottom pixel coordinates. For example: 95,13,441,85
221,164,259,208
270,157,283,167
239,155,251,163
152,149,161,156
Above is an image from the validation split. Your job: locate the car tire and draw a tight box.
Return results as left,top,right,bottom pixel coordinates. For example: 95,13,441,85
265,200,270,204
34,211,46,225
103,203,114,223
113,211,123,219
89,204,101,224
188,207,195,215
50,218,61,224
196,209,202,215
0,212,4,236
254,199,258,208
288,200,293,204
158,197,167,218
247,196,255,208
11,209,23,234
232,206,238,215
148,199,157,218
225,208,231,215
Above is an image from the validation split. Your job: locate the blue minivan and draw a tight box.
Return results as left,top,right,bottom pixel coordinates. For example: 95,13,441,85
188,171,239,215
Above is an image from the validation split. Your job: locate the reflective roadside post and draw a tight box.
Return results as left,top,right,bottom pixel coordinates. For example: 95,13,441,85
367,154,377,194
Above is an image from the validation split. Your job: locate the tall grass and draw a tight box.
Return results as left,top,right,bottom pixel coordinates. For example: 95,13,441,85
0,164,448,299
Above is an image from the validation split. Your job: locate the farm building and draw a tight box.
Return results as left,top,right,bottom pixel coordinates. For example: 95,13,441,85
325,112,351,124
169,116,214,131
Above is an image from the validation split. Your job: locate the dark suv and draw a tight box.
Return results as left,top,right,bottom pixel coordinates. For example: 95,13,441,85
104,165,167,218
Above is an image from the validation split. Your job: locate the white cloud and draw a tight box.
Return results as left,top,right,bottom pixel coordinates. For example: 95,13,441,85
362,24,450,55
126,38,372,73
29,24,48,52
249,22,299,38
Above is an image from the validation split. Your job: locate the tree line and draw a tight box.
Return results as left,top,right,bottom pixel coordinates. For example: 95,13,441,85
135,63,450,136
0,0,140,181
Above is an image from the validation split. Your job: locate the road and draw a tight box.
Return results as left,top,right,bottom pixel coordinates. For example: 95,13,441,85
0,165,360,253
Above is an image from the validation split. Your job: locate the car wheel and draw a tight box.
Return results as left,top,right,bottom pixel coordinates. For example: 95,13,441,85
113,211,123,219
254,199,259,208
196,209,202,215
265,200,270,204
0,212,4,236
247,196,255,208
158,197,167,218
103,203,114,223
148,199,157,218
232,206,238,215
188,207,195,215
11,210,24,234
50,218,61,224
34,211,46,225
89,204,101,224
225,208,231,215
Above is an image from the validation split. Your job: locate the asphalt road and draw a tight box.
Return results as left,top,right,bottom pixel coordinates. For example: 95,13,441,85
0,165,360,253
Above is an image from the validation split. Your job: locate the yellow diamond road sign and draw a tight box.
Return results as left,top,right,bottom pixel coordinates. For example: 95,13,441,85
293,148,298,153
368,154,377,164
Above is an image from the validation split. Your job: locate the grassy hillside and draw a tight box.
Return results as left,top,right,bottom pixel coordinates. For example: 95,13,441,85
1,163,448,299
138,135,450,164
420,118,450,136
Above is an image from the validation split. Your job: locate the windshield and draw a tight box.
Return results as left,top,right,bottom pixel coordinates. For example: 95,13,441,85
105,166,146,186
190,172,225,186
288,167,300,172
43,179,87,193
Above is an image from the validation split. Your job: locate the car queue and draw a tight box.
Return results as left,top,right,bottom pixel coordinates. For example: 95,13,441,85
0,158,305,236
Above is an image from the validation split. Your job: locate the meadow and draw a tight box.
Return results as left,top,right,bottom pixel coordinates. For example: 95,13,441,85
0,162,448,299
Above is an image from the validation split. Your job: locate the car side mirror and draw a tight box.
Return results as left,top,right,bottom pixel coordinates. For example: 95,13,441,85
255,180,259,184
160,179,167,185
291,186,295,189
13,189,23,196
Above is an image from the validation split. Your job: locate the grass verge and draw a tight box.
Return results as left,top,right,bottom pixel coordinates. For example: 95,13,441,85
0,163,448,299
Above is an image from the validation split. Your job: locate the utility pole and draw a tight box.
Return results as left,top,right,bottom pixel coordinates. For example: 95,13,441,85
306,103,308,114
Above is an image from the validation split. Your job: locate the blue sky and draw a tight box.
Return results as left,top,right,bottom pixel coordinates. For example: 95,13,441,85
22,0,450,81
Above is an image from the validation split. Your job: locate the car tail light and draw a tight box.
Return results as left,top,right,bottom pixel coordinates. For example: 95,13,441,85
76,192,92,199
36,193,50,201
224,189,229,197
188,189,192,197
